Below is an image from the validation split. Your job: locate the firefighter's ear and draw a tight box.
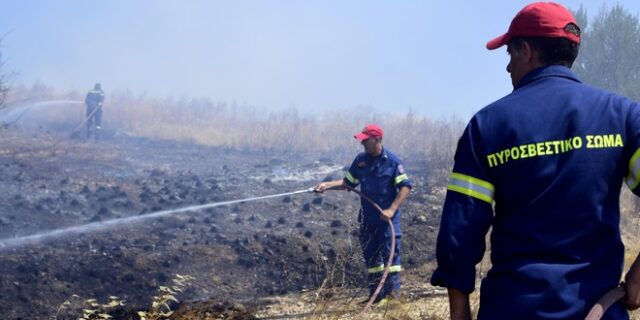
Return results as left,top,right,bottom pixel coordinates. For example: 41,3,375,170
521,41,537,65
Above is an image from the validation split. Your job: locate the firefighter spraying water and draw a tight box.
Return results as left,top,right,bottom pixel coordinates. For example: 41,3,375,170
84,83,105,140
314,124,412,309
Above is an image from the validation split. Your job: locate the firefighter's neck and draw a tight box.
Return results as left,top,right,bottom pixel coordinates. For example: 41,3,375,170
366,144,383,157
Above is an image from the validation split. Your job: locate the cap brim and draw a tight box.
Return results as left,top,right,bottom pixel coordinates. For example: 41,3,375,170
486,33,511,50
354,132,370,141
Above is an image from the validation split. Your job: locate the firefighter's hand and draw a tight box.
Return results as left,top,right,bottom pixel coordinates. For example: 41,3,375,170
624,262,640,310
380,208,396,221
314,183,328,193
448,288,472,320
622,281,640,310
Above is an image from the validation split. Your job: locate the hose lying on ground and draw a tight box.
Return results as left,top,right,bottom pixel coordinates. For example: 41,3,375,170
324,185,396,319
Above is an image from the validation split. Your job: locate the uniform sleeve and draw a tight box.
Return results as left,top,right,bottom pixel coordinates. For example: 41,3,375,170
430,117,495,293
393,160,412,190
343,158,360,188
624,102,640,195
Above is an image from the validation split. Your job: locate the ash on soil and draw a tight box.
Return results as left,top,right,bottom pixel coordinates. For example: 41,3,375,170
0,128,442,319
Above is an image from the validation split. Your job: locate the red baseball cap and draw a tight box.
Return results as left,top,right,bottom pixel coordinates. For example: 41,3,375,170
486,2,580,50
354,124,383,141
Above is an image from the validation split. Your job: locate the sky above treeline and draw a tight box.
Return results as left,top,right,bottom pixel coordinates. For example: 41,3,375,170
1,1,639,118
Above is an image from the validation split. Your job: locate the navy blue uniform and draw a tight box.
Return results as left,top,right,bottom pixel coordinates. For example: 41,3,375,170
431,65,640,319
85,89,105,137
344,148,412,299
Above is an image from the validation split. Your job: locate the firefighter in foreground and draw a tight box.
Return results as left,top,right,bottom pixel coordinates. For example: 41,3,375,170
314,124,411,304
431,2,640,319
85,83,105,139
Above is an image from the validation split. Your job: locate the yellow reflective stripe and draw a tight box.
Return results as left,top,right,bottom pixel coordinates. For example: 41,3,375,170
367,265,384,274
389,265,402,273
447,184,493,203
394,174,408,185
345,172,359,184
367,265,401,273
450,172,495,191
627,147,640,190
447,172,495,204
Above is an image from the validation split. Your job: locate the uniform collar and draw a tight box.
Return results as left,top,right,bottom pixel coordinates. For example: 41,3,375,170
514,65,581,91
365,147,388,161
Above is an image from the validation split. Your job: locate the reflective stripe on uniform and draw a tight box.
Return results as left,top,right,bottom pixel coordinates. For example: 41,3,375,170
447,172,495,204
389,265,402,273
367,265,384,274
345,171,359,185
626,147,640,190
394,174,408,185
367,265,402,274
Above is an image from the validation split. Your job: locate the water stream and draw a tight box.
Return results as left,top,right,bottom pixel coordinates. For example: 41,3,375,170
0,188,314,250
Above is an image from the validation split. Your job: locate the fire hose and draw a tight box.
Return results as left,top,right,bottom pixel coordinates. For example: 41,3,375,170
38,104,103,156
54,104,102,145
73,104,101,134
321,184,396,319
585,285,626,320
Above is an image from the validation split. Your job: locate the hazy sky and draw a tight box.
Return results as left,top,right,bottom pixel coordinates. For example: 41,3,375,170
1,1,639,118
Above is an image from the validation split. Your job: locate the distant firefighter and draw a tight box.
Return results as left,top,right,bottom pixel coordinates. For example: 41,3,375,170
84,83,105,139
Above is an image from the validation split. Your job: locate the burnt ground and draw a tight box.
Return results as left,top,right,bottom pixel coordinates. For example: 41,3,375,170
0,127,444,319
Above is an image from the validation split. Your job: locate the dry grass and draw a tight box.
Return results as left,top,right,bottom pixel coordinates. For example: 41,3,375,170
256,284,451,320
53,274,194,320
5,86,464,165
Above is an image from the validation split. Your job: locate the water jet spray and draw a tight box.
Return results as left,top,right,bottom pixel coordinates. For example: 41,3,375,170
0,187,316,250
